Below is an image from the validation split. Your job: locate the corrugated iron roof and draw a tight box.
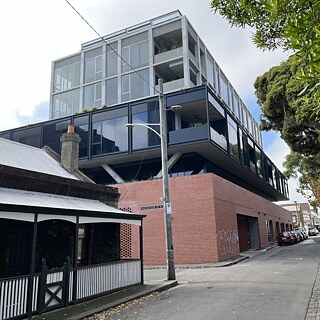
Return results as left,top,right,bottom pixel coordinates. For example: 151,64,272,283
0,138,78,180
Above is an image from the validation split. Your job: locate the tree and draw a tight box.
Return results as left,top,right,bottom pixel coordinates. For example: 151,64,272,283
254,55,320,156
210,0,320,121
254,55,320,204
211,0,320,204
284,152,320,207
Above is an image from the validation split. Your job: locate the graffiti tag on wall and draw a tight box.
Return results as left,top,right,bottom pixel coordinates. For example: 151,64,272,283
217,229,239,256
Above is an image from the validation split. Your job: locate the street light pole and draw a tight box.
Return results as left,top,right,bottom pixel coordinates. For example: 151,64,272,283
158,78,176,281
126,79,176,280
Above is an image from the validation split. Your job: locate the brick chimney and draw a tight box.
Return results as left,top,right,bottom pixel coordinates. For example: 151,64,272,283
60,125,81,172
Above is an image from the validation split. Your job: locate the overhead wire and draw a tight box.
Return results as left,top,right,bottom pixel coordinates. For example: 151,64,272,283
65,0,164,200
119,98,161,201
65,0,160,95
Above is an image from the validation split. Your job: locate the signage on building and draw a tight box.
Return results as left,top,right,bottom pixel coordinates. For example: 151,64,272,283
141,205,164,211
166,202,172,214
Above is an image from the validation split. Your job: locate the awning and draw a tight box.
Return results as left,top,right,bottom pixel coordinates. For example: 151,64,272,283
0,187,143,226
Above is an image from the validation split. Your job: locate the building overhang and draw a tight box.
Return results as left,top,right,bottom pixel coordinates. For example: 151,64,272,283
80,139,287,202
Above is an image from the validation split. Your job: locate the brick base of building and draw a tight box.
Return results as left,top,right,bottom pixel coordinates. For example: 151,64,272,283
113,173,291,265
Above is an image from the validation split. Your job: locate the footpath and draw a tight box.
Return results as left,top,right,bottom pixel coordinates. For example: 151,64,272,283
31,245,320,320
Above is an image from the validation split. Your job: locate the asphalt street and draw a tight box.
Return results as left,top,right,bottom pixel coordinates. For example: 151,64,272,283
94,236,320,320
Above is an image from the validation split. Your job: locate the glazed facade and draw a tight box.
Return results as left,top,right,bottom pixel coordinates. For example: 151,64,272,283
0,11,289,202
50,10,262,148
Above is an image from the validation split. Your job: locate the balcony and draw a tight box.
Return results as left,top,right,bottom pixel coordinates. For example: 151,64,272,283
169,125,209,145
210,127,227,151
155,78,185,93
154,47,183,64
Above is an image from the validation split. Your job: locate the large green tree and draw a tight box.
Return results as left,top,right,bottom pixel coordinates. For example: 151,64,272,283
254,55,320,156
211,0,320,204
210,0,320,122
254,55,320,204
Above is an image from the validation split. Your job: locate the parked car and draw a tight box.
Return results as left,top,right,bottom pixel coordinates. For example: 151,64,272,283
308,228,319,236
295,230,304,242
295,227,308,240
290,231,299,243
276,232,295,245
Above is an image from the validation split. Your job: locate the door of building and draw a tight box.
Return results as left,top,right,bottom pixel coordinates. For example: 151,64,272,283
237,215,251,252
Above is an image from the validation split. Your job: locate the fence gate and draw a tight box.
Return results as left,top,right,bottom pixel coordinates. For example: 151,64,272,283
38,257,70,314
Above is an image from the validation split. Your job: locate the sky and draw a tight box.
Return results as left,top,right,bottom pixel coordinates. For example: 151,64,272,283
0,0,308,202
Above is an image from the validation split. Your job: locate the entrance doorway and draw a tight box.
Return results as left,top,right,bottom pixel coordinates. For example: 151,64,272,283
237,214,260,252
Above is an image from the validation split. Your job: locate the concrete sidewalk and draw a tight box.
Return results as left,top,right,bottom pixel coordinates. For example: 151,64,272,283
30,248,273,320
31,280,178,320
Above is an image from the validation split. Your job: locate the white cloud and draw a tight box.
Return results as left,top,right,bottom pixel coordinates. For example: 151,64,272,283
0,0,289,131
0,0,310,202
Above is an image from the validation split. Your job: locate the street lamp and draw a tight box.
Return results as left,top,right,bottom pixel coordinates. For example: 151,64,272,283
126,79,176,280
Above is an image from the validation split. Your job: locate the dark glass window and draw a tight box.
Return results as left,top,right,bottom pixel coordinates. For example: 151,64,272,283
208,99,227,150
12,126,41,148
239,129,245,164
170,154,205,177
92,108,128,156
227,115,239,159
255,146,263,178
265,160,274,186
74,115,89,158
0,132,10,140
247,138,256,172
42,120,70,154
131,101,160,150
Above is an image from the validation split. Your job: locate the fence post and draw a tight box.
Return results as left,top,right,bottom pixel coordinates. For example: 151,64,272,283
26,213,38,319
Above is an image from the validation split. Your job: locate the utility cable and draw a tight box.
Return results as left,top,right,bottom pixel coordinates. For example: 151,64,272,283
65,0,160,95
65,0,164,201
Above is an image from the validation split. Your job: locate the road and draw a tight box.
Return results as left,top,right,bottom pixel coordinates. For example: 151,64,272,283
104,237,320,319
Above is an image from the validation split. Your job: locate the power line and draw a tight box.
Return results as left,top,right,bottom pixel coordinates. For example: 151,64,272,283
119,99,161,201
65,0,160,95
65,0,163,200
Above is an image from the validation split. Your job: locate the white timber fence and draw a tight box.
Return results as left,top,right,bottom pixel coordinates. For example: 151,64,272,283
0,259,141,320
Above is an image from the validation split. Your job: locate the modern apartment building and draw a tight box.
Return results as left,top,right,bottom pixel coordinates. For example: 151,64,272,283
0,11,291,264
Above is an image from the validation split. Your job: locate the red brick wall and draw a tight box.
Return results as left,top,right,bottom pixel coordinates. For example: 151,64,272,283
212,174,291,258
112,173,291,265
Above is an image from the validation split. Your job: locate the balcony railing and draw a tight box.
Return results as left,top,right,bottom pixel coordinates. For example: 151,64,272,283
154,47,183,64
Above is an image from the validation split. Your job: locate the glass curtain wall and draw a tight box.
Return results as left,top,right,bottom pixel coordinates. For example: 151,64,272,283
84,47,102,83
131,101,160,149
91,108,128,156
208,92,227,150
227,115,239,160
52,55,81,119
42,120,70,154
74,115,89,158
121,32,150,102
106,42,118,106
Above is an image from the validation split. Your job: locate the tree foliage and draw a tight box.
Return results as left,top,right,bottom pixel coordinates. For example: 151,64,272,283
211,0,320,204
284,151,320,207
210,0,320,122
254,56,320,156
254,56,320,204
